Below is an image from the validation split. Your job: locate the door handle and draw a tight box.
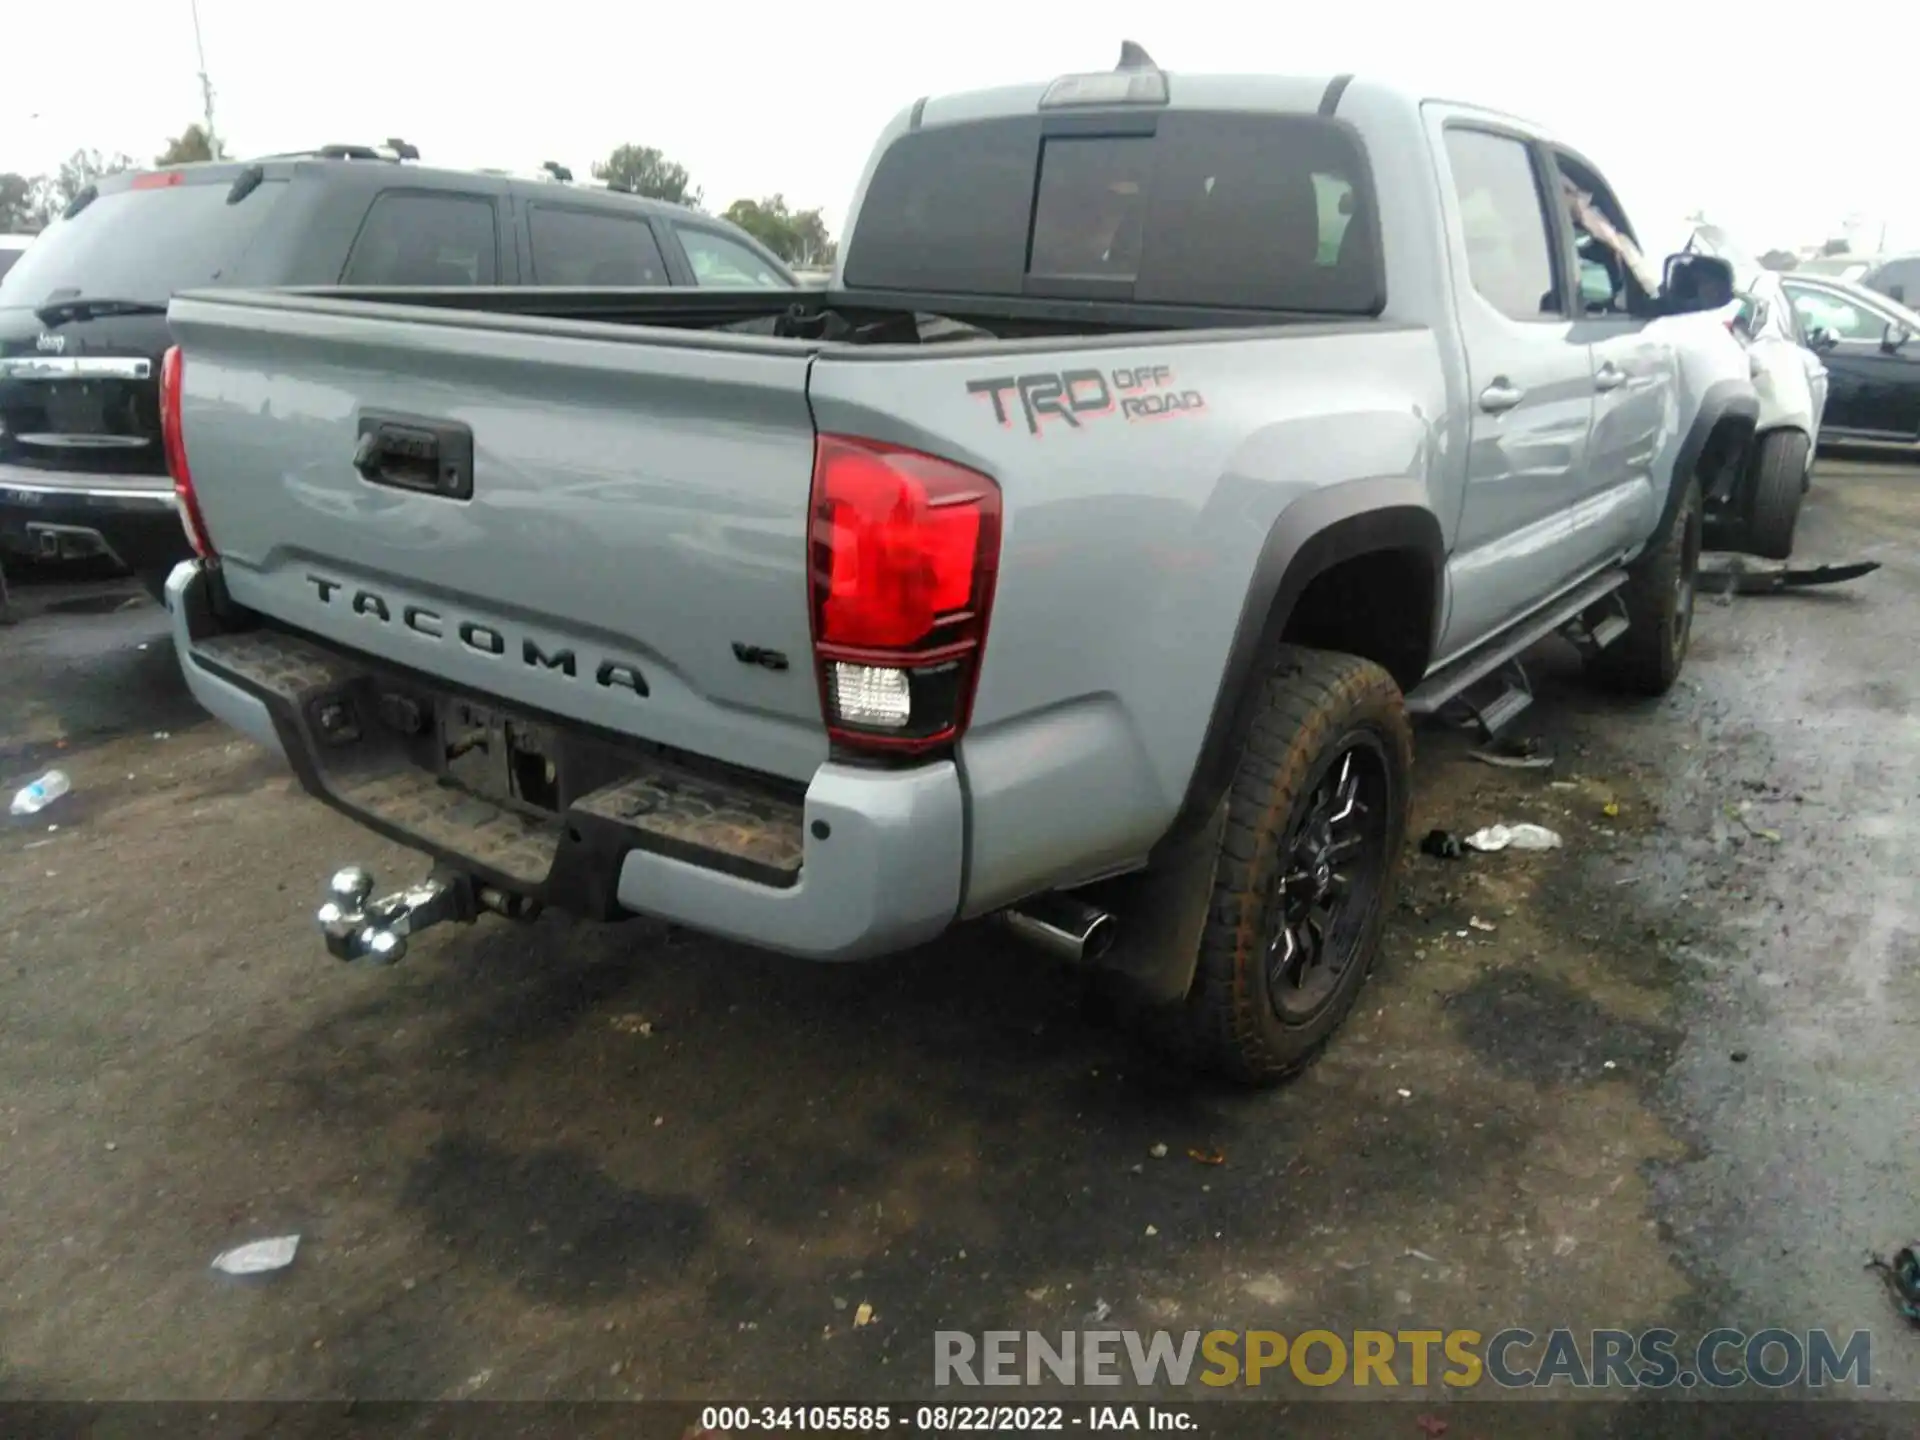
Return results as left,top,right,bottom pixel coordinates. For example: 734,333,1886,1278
1478,380,1525,414
1594,362,1627,392
352,411,475,500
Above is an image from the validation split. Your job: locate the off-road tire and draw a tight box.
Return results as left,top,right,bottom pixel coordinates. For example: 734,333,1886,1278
1139,646,1413,1086
1589,477,1701,697
1745,429,1809,560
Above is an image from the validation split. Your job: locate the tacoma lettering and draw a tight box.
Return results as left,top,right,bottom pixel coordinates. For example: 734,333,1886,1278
302,574,646,697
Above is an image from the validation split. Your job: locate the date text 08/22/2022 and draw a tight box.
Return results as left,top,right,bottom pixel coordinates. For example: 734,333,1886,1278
697,1405,1192,1432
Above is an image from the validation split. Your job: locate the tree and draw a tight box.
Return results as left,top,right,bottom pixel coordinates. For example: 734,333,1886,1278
29,149,137,224
722,194,833,267
592,145,700,207
156,123,224,166
0,173,36,232
1820,238,1850,257
1757,249,1798,273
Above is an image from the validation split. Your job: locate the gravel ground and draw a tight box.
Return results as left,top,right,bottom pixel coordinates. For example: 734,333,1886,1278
1,457,1914,1434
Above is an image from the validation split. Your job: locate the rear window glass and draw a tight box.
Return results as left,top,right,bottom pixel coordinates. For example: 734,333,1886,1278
528,206,669,285
842,110,1382,313
0,178,288,308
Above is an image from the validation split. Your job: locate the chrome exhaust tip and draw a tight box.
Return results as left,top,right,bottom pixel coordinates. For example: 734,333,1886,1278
997,892,1117,965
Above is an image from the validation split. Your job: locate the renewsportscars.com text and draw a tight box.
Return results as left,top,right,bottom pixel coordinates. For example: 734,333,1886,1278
933,1328,1873,1391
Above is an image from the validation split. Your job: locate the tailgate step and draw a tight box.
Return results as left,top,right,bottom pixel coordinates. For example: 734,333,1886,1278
575,769,803,883
190,625,807,898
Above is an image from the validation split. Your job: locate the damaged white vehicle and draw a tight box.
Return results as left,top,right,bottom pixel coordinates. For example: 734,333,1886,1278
1684,224,1829,558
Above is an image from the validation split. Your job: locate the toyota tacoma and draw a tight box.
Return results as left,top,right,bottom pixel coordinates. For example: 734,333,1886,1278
159,48,1752,1082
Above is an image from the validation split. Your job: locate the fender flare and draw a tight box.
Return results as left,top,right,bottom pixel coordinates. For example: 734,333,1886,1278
1148,489,1445,865
1673,380,1759,519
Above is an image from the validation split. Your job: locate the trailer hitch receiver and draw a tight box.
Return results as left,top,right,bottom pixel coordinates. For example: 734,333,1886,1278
316,865,468,965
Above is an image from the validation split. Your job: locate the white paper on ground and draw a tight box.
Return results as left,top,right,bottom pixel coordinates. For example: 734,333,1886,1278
1464,823,1563,853
211,1235,300,1275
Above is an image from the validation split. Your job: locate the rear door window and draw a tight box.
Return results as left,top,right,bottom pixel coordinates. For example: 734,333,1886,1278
842,110,1383,314
674,225,789,287
527,206,669,285
340,192,500,285
1442,128,1563,322
0,176,288,307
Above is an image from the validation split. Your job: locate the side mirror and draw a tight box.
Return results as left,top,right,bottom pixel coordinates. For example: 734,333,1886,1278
1661,252,1736,314
1884,322,1913,354
1807,326,1839,353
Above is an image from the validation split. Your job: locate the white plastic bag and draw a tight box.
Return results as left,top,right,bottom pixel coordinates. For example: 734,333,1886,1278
1464,823,1562,853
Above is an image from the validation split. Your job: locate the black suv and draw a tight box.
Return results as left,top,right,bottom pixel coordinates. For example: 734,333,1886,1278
0,146,796,599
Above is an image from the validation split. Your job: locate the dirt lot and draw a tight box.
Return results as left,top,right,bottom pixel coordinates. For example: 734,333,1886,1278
2,459,1916,1428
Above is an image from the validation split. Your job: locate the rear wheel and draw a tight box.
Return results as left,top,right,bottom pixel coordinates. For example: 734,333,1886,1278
1745,429,1810,560
1137,646,1413,1085
1590,477,1700,698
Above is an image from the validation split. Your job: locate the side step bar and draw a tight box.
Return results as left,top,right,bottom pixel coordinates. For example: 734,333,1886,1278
1405,568,1629,719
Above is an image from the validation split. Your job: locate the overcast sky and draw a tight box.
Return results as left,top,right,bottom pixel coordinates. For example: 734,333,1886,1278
5,0,1912,257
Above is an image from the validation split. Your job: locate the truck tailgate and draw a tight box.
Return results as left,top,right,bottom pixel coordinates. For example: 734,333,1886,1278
167,293,827,783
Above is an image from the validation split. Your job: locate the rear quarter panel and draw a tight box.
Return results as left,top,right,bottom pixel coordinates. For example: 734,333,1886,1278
809,326,1447,912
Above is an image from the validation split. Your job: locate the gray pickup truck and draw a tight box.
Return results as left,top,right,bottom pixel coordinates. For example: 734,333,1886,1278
161,50,1749,1083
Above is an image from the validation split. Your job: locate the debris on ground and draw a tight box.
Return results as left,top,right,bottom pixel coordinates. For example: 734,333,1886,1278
1406,1248,1441,1264
1699,554,1882,595
1471,736,1555,770
1463,823,1562,853
1728,804,1783,843
610,1014,654,1037
1187,1147,1226,1166
1468,916,1497,932
1602,802,1621,819
9,769,71,817
854,1302,875,1327
1867,1247,1920,1324
1149,1143,1168,1159
211,1235,300,1276
1420,828,1465,859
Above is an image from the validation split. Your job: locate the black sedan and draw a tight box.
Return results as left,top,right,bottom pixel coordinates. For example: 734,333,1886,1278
1781,273,1920,448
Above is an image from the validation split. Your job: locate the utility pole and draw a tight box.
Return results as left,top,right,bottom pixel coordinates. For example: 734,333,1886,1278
189,0,219,156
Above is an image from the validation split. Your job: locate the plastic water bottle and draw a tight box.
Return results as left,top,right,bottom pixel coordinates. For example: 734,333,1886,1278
9,769,71,816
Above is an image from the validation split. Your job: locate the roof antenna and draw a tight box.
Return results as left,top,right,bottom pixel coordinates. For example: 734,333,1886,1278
1116,40,1157,71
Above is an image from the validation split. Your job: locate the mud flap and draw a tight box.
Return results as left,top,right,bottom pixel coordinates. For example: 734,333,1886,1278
1096,798,1228,1005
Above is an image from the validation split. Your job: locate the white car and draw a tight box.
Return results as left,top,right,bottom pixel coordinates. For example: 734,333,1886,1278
1684,226,1828,557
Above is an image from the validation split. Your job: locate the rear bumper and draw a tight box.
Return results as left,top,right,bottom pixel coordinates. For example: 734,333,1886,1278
167,561,964,961
0,463,186,572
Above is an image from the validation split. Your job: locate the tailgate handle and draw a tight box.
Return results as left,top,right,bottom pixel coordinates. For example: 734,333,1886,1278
352,412,474,500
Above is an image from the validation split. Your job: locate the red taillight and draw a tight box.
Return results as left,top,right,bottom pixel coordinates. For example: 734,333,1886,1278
808,435,1001,755
160,345,217,560
131,170,185,190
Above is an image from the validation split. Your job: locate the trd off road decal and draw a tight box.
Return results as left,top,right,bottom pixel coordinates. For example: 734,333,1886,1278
967,364,1206,436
